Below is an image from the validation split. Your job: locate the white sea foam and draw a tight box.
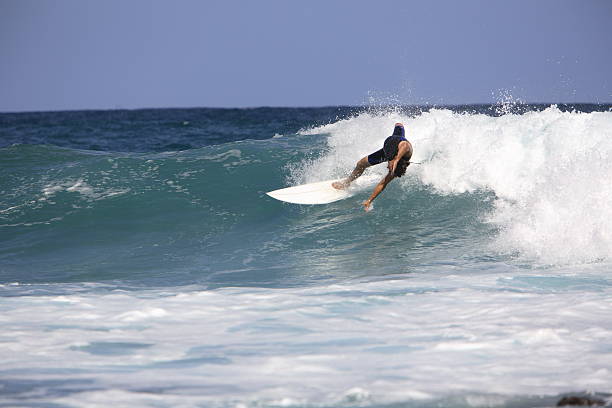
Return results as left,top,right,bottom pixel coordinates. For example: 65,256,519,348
39,179,130,202
302,106,612,265
1,272,611,407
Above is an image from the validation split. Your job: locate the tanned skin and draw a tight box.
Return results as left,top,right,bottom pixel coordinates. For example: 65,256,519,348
362,139,411,211
333,123,412,211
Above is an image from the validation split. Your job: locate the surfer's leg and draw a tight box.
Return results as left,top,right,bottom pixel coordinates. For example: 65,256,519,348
333,156,373,189
347,156,372,182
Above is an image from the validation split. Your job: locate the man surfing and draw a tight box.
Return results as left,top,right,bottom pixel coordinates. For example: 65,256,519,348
332,122,413,211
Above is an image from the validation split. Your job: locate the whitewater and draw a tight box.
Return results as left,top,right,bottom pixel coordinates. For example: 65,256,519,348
1,105,611,407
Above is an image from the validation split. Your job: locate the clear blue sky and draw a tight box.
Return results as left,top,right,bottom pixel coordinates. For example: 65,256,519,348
1,0,610,111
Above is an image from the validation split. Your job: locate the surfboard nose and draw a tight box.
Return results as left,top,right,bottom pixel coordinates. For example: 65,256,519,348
266,179,352,205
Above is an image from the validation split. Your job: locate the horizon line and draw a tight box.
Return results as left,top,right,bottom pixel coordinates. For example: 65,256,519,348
2,101,611,115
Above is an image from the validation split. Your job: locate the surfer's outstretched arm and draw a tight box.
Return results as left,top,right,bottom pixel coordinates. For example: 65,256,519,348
363,172,395,211
332,156,371,190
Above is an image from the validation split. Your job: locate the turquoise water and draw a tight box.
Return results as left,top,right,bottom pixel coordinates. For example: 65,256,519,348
1,105,612,407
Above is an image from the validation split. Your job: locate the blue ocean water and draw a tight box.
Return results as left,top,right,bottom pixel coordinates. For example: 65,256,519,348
1,104,612,407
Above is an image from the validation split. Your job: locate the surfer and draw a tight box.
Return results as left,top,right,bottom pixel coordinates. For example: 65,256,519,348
332,122,413,211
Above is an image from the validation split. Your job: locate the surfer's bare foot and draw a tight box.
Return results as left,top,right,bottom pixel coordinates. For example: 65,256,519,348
332,180,349,190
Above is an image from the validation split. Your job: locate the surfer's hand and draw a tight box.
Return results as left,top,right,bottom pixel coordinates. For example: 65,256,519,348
363,200,372,212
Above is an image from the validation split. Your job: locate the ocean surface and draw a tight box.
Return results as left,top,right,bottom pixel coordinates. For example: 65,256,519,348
1,104,611,407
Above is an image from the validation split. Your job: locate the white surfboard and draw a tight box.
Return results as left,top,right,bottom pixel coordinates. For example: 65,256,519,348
266,179,353,205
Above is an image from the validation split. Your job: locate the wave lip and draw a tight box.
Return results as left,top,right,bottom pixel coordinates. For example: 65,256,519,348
304,105,612,265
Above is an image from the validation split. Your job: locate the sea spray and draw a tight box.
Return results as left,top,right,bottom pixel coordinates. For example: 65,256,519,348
303,105,612,265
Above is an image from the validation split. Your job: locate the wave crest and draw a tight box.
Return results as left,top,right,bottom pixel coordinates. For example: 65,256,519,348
305,106,612,264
